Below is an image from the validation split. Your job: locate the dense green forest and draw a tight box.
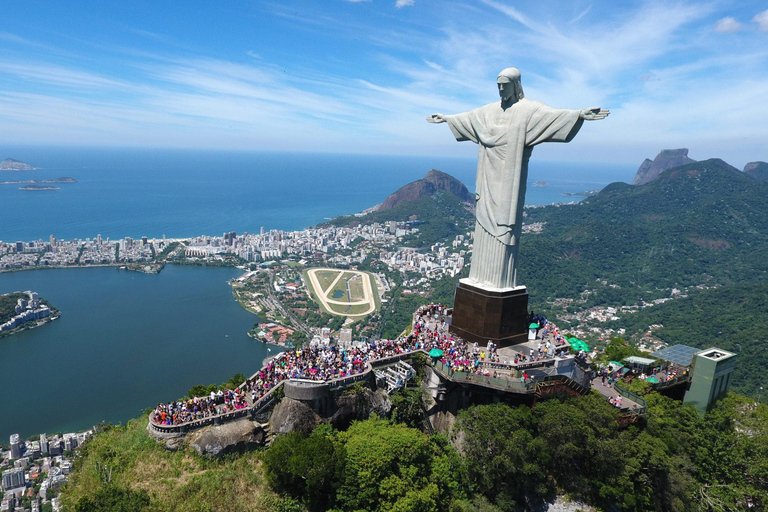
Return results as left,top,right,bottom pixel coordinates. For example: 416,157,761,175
519,159,768,306
609,282,768,397
61,391,768,511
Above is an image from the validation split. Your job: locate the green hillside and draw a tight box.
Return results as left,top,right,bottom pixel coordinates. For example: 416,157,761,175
326,190,475,249
519,159,768,306
610,282,768,396
60,394,768,512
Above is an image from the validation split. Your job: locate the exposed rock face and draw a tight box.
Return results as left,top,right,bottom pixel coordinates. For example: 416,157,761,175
269,398,321,436
269,388,391,435
745,161,768,181
632,149,695,185
377,169,472,211
330,388,391,430
186,418,267,457
0,158,37,171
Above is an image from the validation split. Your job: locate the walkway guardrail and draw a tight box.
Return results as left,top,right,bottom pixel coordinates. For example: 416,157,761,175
614,381,648,414
149,349,429,433
650,374,691,391
149,349,595,434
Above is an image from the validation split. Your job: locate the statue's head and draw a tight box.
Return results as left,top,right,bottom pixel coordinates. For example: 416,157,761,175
497,67,524,103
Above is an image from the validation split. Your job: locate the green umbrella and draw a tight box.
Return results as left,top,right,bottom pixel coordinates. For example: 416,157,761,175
646,377,659,383
529,323,540,329
609,361,624,367
568,338,589,351
429,348,444,358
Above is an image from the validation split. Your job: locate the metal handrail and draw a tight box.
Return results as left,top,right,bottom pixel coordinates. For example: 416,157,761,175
150,349,430,432
614,381,648,413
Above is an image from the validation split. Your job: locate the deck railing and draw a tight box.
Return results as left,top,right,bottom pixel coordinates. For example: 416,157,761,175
149,348,596,433
614,381,648,414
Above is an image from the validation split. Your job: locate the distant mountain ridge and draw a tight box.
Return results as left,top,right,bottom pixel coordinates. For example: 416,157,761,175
744,161,768,181
632,148,695,185
0,158,38,171
376,169,473,211
632,150,768,186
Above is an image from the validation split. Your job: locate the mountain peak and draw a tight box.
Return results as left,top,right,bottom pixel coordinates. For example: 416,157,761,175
632,149,695,185
744,161,768,181
376,169,472,211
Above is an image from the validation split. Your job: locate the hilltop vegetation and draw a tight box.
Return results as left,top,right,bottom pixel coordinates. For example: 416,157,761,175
61,392,768,511
326,189,474,249
520,159,768,305
609,282,768,397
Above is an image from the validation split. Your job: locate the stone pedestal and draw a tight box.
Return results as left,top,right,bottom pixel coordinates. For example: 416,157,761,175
449,279,529,347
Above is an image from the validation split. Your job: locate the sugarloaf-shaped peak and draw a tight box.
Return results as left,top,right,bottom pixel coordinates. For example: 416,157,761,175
376,169,472,211
632,148,695,185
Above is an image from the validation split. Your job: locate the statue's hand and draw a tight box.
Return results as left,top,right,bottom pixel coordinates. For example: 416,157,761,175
580,107,609,120
426,113,446,124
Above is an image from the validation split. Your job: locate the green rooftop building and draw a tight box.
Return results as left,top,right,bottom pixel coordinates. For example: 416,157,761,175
650,345,736,416
683,348,737,415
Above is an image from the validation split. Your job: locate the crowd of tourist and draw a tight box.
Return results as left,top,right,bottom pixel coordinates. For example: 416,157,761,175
152,388,249,426
152,303,573,426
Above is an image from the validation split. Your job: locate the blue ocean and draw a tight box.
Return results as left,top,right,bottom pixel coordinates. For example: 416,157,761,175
0,148,636,242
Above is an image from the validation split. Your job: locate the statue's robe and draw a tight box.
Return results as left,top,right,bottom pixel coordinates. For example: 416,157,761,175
445,98,583,289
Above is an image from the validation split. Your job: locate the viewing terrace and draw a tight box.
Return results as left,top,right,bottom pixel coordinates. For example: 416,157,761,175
148,304,607,435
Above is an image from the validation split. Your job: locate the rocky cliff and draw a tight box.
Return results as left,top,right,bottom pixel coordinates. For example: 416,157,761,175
376,169,472,211
744,161,768,181
632,149,695,185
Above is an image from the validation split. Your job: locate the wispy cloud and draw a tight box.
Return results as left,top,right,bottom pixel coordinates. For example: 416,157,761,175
1,1,767,164
754,9,768,31
715,17,744,32
396,0,414,8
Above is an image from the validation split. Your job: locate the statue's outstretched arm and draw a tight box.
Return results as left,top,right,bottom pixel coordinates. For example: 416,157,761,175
426,113,446,124
580,107,609,121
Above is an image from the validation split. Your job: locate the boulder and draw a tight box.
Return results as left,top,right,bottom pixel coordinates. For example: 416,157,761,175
269,398,321,436
186,418,267,457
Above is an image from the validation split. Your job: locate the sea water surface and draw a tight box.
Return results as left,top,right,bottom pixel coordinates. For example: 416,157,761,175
0,265,268,441
0,148,636,242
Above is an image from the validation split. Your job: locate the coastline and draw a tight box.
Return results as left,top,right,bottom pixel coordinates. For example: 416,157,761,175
0,313,60,340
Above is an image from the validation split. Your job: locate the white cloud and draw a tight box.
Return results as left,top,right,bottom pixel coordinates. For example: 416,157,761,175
715,17,743,33
754,9,768,31
395,0,414,8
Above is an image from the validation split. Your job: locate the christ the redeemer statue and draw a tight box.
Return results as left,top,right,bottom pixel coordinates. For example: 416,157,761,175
428,67,608,290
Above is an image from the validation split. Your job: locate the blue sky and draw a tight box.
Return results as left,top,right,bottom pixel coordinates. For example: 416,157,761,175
1,0,767,167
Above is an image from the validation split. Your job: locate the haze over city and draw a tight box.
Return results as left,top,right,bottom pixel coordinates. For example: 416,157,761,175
1,0,767,166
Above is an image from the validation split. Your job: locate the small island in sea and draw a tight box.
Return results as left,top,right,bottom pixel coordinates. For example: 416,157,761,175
1,177,77,189
0,291,60,338
20,184,60,191
0,158,39,171
532,180,549,187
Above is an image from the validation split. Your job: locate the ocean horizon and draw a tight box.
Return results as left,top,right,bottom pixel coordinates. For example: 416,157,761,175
1,147,637,243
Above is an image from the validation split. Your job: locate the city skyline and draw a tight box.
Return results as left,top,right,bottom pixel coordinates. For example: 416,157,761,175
1,1,768,167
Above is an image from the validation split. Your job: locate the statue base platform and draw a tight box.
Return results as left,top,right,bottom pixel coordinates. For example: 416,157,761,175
449,279,529,347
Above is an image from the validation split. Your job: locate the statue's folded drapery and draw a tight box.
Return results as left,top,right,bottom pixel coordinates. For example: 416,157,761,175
444,98,583,289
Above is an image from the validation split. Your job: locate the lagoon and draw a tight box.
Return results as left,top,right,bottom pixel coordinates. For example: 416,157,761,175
0,265,270,441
